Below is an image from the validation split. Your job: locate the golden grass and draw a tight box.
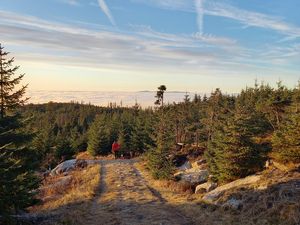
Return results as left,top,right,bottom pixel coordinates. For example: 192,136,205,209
136,161,300,225
31,164,100,212
76,151,114,160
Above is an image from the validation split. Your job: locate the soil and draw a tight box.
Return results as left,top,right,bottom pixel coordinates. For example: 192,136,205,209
84,159,194,225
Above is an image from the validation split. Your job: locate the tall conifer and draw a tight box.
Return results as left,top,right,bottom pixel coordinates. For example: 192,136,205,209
0,44,39,218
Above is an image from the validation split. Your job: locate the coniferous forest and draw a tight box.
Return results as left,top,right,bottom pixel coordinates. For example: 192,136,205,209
1,44,300,224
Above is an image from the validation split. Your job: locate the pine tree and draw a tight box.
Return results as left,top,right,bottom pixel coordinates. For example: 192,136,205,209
207,112,264,183
271,86,300,163
87,115,109,156
271,113,300,164
0,44,39,217
147,111,174,180
155,85,167,106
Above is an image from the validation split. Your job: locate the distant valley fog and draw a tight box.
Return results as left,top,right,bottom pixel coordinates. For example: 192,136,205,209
26,91,205,107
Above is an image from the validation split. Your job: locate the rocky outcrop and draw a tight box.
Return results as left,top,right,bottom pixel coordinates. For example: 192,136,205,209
175,169,209,185
51,160,77,176
195,181,217,194
177,161,192,171
202,174,262,203
192,159,207,169
222,198,243,210
50,159,99,176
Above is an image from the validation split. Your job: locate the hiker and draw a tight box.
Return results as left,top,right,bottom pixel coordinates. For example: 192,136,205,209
111,140,120,159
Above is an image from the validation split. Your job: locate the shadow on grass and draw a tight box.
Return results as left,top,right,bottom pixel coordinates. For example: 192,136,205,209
6,164,300,225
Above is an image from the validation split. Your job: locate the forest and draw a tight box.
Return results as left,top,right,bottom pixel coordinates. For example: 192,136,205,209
1,44,300,222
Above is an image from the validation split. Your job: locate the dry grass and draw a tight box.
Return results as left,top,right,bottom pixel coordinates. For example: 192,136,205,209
137,161,300,225
183,169,300,225
76,151,114,160
30,164,100,216
136,161,196,203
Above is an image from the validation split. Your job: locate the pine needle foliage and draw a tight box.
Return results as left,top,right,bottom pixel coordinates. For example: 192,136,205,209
0,44,39,219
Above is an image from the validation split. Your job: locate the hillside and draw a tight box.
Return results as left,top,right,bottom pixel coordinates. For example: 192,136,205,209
26,158,300,225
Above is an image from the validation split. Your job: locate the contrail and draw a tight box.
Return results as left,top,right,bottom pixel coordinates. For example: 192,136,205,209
195,0,205,35
98,0,116,26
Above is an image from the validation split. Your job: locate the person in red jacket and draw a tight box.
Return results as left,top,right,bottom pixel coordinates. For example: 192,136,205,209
111,140,120,159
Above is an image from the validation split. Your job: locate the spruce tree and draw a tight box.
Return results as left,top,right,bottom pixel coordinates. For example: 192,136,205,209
87,115,109,156
147,109,174,180
0,44,39,217
207,112,264,183
271,87,300,164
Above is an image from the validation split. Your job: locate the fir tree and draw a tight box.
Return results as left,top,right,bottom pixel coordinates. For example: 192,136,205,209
271,87,300,163
147,111,174,180
206,112,264,183
87,115,109,156
0,44,39,218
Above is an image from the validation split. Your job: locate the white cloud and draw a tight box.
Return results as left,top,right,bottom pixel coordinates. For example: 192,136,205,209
60,0,80,6
132,0,300,39
0,10,298,88
205,2,300,39
97,0,116,26
195,0,205,35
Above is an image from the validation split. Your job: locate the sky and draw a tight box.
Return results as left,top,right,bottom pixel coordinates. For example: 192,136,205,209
0,0,300,93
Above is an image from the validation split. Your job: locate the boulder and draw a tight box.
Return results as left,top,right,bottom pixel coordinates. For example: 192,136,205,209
192,159,206,169
195,181,217,194
50,159,100,176
75,159,88,169
222,198,243,210
174,171,185,180
202,174,262,203
177,161,192,171
179,169,209,185
172,154,188,167
51,160,77,176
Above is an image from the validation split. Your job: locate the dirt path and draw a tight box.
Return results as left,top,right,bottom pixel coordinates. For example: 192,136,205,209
84,159,193,225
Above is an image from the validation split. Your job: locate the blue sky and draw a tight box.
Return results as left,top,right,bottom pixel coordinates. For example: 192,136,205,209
0,0,300,92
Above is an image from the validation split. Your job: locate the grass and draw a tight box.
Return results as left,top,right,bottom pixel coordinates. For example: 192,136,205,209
136,160,300,225
29,164,100,225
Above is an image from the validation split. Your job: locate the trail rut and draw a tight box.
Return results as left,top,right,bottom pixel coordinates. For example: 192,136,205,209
84,159,194,225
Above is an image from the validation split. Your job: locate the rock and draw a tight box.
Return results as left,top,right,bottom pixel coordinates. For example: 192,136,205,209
75,159,88,169
171,154,188,167
202,174,262,203
50,159,100,176
265,159,272,169
222,198,243,210
192,159,206,168
195,181,218,194
180,169,209,185
174,171,185,180
51,160,77,176
177,161,192,171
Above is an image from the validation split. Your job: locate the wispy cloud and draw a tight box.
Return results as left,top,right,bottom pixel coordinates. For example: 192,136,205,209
132,0,300,40
205,2,300,39
60,0,80,6
97,0,116,26
195,0,205,35
0,10,298,89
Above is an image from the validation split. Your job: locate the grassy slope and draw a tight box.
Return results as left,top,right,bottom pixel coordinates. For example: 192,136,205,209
137,161,300,225
30,165,100,224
